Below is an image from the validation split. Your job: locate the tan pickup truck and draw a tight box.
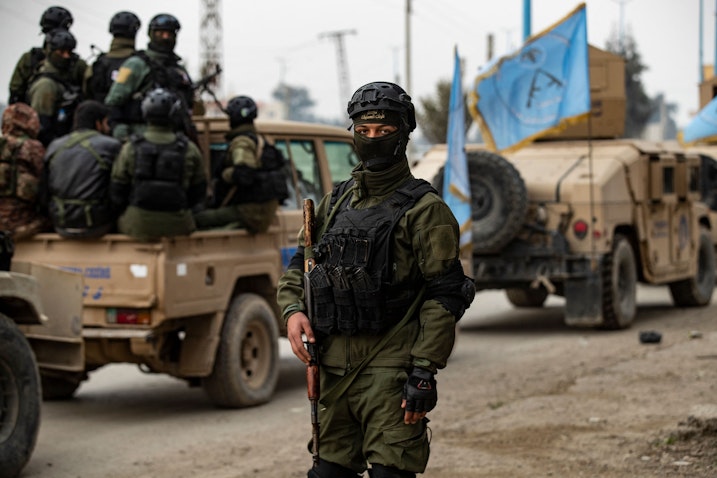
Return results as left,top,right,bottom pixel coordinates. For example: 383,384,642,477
13,117,358,407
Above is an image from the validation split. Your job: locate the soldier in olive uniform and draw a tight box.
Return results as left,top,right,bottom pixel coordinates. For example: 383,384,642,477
195,95,286,234
0,103,49,240
84,11,141,102
277,82,475,478
109,88,206,242
104,13,196,142
27,29,83,147
8,6,87,106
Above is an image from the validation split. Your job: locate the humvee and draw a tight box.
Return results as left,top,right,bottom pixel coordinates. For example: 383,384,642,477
13,117,358,407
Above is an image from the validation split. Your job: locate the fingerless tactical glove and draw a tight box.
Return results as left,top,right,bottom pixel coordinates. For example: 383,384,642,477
402,367,437,413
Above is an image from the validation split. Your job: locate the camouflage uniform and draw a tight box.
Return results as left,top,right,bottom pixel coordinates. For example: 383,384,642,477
109,124,206,242
0,104,49,240
194,122,279,234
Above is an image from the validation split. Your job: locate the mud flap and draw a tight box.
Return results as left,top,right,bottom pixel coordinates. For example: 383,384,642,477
563,270,603,327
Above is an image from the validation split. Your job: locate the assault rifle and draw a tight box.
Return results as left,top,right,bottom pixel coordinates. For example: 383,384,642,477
303,198,320,470
191,64,223,93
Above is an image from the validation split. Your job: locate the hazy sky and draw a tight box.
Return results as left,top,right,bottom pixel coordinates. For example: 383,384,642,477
0,0,707,129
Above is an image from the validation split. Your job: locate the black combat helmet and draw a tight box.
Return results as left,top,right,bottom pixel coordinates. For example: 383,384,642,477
109,11,141,39
141,88,181,124
226,96,258,126
40,6,73,33
148,13,181,34
46,29,77,52
347,81,416,132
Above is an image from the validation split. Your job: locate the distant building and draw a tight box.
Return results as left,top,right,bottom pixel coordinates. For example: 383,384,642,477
643,93,677,141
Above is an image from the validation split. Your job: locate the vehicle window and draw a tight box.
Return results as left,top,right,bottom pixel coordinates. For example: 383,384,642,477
663,166,675,194
325,141,358,186
275,139,322,210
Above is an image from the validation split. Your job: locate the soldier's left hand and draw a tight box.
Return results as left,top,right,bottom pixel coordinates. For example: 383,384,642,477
401,367,437,424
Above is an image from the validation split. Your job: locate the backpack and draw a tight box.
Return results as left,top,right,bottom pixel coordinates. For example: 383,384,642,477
89,53,129,101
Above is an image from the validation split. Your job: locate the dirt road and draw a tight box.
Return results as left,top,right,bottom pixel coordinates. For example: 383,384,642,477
20,286,717,477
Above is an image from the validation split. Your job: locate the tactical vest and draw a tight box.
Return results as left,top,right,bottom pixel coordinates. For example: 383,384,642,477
89,53,129,101
309,177,435,336
228,133,289,205
36,72,82,138
0,136,39,203
47,131,114,230
129,134,188,211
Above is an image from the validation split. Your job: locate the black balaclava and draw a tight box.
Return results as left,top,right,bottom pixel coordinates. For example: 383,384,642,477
149,30,176,54
352,109,409,172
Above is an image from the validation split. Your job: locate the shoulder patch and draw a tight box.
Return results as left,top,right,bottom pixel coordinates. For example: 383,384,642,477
428,224,458,261
115,67,133,84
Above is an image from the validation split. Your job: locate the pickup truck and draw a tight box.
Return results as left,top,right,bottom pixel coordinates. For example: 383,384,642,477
13,117,358,407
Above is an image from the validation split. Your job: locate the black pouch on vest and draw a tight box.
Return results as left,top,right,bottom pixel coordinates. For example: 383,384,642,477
329,267,356,335
308,264,336,335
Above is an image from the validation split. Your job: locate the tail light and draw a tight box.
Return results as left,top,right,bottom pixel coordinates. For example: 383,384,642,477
573,220,589,239
106,308,151,325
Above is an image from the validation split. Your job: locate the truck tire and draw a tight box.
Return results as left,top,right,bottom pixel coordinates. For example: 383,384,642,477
601,234,637,329
506,287,548,308
203,293,279,408
669,228,716,307
0,313,41,478
433,151,528,254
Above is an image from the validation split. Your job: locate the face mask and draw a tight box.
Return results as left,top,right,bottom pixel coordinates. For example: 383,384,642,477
353,129,406,172
48,51,72,70
149,32,176,53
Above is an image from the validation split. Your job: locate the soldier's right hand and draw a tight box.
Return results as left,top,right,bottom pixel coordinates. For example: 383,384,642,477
287,311,315,364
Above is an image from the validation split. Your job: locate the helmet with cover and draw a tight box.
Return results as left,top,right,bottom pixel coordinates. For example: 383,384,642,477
110,11,141,39
148,13,181,53
226,96,258,128
40,6,73,33
45,29,77,70
141,87,181,125
347,81,416,171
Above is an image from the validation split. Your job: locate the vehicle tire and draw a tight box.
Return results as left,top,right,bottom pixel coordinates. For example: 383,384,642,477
669,227,716,307
0,313,41,478
601,234,637,329
434,151,528,254
202,293,279,408
40,372,82,400
506,287,548,308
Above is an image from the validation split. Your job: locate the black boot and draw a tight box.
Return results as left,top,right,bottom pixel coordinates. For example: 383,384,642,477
307,459,362,478
368,463,416,478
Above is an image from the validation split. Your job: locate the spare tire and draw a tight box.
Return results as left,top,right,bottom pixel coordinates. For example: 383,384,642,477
433,150,527,253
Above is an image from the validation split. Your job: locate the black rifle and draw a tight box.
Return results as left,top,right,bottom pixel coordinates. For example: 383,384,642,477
303,198,320,469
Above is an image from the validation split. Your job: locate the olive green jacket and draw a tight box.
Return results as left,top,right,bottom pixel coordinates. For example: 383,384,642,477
277,159,459,374
110,125,206,241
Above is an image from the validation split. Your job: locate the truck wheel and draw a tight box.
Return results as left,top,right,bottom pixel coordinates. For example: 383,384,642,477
506,287,548,308
601,234,637,329
432,151,527,254
40,372,82,400
203,293,279,408
0,313,41,478
669,228,716,307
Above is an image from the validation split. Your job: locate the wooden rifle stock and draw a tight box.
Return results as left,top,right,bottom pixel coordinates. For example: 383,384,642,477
303,198,320,468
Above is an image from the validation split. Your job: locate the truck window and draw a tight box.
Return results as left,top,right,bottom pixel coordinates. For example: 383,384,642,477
275,139,322,209
663,166,675,194
325,141,359,186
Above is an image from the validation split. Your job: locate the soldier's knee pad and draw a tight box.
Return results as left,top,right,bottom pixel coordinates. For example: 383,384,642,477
368,464,416,478
307,459,361,478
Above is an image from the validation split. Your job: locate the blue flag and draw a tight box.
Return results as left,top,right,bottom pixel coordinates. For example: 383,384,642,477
680,95,717,145
470,3,590,153
443,47,472,251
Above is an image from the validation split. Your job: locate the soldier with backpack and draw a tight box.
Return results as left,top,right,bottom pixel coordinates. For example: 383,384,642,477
84,11,141,102
8,6,87,106
0,103,49,240
194,95,288,234
27,29,84,147
104,13,197,142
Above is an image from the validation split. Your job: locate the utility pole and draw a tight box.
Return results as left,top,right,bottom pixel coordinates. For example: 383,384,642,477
319,29,356,118
405,0,412,95
199,0,223,112
611,0,633,53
